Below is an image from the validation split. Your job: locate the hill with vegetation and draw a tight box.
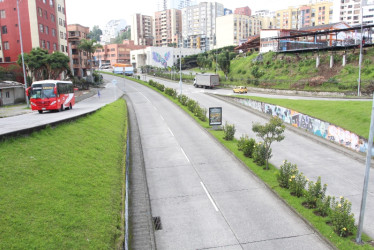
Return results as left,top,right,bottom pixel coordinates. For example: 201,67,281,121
186,47,374,94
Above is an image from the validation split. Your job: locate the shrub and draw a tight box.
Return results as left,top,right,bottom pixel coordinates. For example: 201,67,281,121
165,87,177,98
242,70,247,75
277,160,298,189
330,196,355,237
223,122,236,141
289,172,307,197
178,94,189,106
238,134,248,151
187,99,198,113
238,135,256,157
315,195,331,217
252,142,268,166
195,106,207,122
305,177,327,208
237,69,242,74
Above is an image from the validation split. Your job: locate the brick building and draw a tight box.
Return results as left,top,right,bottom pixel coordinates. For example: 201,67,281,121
67,24,89,77
154,9,182,47
0,0,67,63
234,6,252,17
93,40,146,67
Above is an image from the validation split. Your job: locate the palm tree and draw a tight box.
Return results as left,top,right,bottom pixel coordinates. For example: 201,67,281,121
78,39,102,82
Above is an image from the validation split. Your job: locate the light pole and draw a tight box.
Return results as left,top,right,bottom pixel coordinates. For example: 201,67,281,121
17,0,29,108
178,33,182,95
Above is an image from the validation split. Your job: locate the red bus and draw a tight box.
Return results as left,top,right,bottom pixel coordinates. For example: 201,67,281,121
26,80,76,114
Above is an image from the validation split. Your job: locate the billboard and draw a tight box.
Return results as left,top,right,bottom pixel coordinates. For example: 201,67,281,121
209,107,222,126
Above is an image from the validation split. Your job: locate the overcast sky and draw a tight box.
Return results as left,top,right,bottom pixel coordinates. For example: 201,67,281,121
65,0,311,29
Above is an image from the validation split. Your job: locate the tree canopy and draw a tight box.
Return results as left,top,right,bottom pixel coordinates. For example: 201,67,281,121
88,25,103,42
17,48,70,81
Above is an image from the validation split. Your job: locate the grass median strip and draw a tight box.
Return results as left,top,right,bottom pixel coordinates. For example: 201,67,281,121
119,74,374,249
0,99,127,249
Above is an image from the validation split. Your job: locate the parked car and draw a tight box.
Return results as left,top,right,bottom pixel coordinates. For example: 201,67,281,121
233,86,248,94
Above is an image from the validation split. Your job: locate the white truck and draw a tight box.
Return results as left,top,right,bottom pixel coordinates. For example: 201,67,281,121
193,74,220,89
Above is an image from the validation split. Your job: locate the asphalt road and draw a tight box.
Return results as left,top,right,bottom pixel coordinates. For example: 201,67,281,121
119,74,332,249
138,74,374,241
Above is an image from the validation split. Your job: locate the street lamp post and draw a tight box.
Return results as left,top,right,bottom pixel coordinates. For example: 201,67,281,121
178,33,182,95
17,0,29,108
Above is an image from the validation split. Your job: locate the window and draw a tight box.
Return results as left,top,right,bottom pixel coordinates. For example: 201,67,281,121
50,0,53,6
65,46,67,52
47,41,50,49
53,43,57,50
43,0,46,3
50,14,55,22
5,57,10,62
41,40,45,49
59,18,62,26
58,4,61,12
39,24,44,33
61,45,64,52
4,41,9,50
0,10,5,18
38,8,42,17
60,31,63,39
45,26,49,34
1,25,7,34
52,28,56,36
44,10,48,19
6,91,10,98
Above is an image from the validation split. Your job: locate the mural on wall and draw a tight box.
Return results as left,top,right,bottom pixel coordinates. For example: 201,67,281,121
235,98,369,153
152,51,171,68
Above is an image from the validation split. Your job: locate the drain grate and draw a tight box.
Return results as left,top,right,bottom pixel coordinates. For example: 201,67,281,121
152,216,162,231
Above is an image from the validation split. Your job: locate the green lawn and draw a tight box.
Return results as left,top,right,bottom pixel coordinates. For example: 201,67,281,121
0,99,127,249
240,96,372,139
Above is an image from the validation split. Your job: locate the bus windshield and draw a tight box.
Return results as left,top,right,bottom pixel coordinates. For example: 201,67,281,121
30,84,56,99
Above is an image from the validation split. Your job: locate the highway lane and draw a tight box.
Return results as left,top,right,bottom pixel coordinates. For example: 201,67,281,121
137,74,374,240
118,74,331,249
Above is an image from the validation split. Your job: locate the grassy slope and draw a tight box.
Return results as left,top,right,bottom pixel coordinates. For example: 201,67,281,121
243,96,372,139
0,99,127,249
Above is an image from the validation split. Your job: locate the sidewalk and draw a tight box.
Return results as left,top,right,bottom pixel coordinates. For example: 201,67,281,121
0,88,100,118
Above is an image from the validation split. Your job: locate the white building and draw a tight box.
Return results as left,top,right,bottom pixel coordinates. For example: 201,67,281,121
130,46,201,70
56,0,68,55
333,0,367,25
363,1,374,24
216,14,251,49
100,19,127,44
182,2,224,51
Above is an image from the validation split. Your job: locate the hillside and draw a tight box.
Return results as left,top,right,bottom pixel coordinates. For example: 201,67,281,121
220,48,374,94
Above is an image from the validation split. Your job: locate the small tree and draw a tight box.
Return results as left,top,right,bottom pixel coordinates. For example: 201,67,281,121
217,51,231,80
252,116,285,170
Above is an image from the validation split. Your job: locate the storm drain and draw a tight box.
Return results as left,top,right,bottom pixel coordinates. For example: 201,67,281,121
152,216,162,231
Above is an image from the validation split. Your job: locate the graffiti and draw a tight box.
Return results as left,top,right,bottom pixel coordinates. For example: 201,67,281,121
233,97,370,153
152,51,171,68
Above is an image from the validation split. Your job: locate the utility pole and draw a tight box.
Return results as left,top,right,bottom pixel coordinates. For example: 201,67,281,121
17,0,29,108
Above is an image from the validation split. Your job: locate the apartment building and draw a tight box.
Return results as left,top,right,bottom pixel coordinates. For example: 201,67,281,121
275,1,333,29
216,14,251,48
100,19,127,45
0,0,67,63
234,6,251,16
182,2,224,51
154,9,182,47
132,14,154,46
67,24,89,77
363,1,374,24
333,0,374,25
93,40,146,66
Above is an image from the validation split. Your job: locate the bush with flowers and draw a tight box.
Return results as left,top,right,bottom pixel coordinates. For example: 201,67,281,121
305,177,327,208
315,195,332,217
223,122,236,141
237,135,256,158
277,160,298,189
330,196,355,237
289,171,307,197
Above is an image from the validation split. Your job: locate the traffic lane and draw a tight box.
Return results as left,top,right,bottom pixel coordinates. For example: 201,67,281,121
124,79,331,249
183,89,374,238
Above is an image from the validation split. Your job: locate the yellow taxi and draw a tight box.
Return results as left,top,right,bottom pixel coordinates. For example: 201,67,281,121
233,86,248,94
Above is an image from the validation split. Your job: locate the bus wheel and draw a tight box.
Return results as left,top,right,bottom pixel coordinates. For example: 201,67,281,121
38,110,43,114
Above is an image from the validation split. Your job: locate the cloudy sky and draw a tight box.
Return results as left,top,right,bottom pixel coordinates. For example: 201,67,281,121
65,0,311,28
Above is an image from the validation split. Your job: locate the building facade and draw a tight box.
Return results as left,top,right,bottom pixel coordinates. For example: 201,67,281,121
333,0,363,25
0,0,67,63
216,14,251,48
363,1,374,24
154,9,182,47
93,40,146,66
182,2,224,51
131,14,154,46
234,6,251,16
67,24,89,77
275,1,333,29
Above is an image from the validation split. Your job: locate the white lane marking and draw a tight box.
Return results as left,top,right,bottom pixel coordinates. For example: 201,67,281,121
139,92,151,102
181,148,190,163
168,127,174,137
200,182,219,212
160,115,165,121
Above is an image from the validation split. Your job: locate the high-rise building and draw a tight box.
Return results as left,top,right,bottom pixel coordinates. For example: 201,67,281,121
275,1,333,29
154,9,182,47
333,0,367,25
67,24,89,77
100,19,127,45
216,14,251,48
182,2,224,50
131,14,154,46
0,0,68,63
363,1,374,24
